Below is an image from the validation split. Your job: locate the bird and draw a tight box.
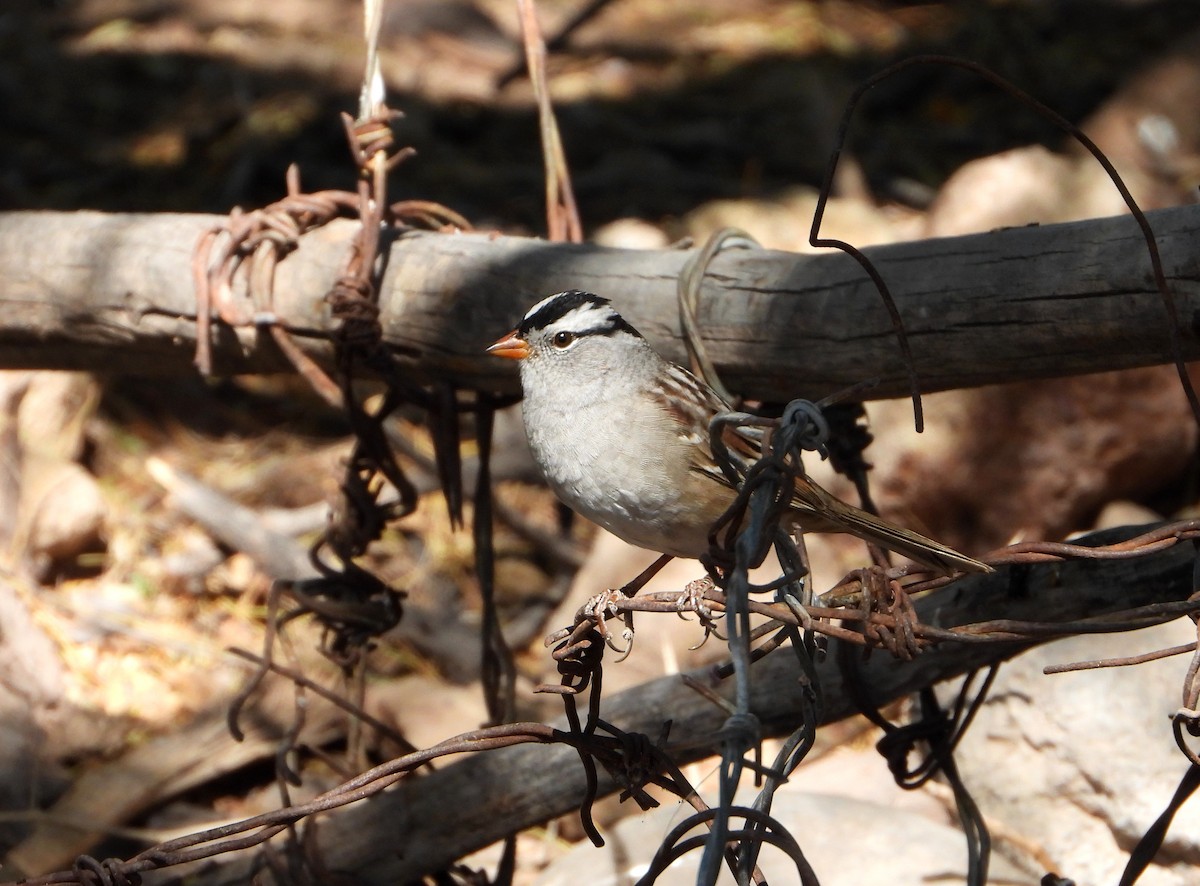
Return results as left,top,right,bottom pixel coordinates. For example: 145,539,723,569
487,290,989,576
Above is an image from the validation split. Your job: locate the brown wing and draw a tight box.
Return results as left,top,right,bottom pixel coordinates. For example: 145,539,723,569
655,361,989,575
697,422,990,576
789,477,990,574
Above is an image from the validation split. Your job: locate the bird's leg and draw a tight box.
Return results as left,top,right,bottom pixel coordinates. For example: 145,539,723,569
619,553,674,597
582,553,673,619
581,554,675,659
577,596,635,659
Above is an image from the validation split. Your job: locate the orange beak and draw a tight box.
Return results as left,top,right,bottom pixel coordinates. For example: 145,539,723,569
487,330,530,360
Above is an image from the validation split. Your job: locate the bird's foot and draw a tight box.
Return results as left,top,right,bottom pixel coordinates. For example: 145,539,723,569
676,576,718,621
583,588,636,659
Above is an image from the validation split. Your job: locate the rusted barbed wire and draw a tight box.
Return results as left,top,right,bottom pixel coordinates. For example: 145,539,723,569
1170,597,1200,768
191,158,468,386
676,227,759,406
4,720,686,886
189,95,507,875
546,522,1200,654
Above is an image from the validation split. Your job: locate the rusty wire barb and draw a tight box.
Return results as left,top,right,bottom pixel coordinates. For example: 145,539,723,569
1170,590,1200,765
70,855,140,886
191,113,468,384
554,522,1200,651
191,106,471,686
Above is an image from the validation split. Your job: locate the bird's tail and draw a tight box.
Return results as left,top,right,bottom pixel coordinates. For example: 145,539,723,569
791,481,991,576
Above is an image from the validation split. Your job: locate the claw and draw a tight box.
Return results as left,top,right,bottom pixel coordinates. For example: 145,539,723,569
582,588,636,659
677,577,717,621
609,625,636,661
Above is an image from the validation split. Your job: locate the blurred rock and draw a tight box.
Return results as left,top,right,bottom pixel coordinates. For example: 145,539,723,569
927,28,1200,241
367,674,489,753
0,371,107,578
923,145,1131,237
952,620,1200,885
0,582,65,720
1091,499,1164,532
0,374,28,546
591,217,671,250
0,580,71,850
683,185,922,253
21,461,107,569
158,526,227,593
17,372,98,462
864,368,1196,553
536,787,1025,886
1076,28,1200,211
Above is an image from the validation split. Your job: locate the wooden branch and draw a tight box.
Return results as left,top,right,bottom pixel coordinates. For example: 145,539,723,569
1,207,1198,400
181,525,1193,884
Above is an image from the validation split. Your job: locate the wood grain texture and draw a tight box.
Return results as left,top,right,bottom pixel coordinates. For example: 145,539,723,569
1,207,1198,400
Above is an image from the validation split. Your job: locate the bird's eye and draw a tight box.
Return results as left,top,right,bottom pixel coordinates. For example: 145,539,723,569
552,331,575,348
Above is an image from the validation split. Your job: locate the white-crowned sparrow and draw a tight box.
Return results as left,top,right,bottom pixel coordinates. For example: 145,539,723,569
488,290,989,575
